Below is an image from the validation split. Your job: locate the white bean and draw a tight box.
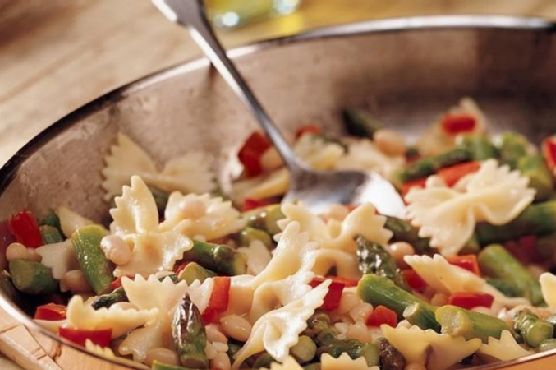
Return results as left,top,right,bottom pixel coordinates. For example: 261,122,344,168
6,242,41,262
349,302,373,323
387,242,415,264
211,351,231,370
220,315,252,342
346,322,373,343
336,291,360,315
374,129,406,156
145,347,179,367
100,235,132,265
61,270,91,293
205,324,228,344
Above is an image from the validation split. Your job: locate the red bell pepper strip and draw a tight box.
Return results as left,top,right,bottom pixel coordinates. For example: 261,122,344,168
34,303,66,321
437,161,481,187
366,305,398,327
59,327,112,347
325,275,358,288
295,124,321,139
237,132,271,178
310,276,356,311
401,269,427,292
8,210,43,248
448,292,494,310
441,114,476,135
446,255,481,275
401,178,427,196
202,276,231,324
542,136,556,173
242,198,272,212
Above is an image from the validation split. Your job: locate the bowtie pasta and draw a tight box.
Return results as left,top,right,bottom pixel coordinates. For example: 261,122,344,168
5,98,556,370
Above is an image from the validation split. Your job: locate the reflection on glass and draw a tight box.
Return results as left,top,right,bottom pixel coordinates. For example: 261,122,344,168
206,0,302,28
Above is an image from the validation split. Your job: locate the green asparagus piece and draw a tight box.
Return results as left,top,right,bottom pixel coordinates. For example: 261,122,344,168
177,262,215,285
397,147,472,182
91,287,127,310
39,225,64,244
244,204,284,235
183,240,246,276
355,236,408,290
290,335,317,364
377,338,406,370
249,352,274,368
316,338,370,360
459,134,498,160
361,343,380,367
476,201,556,245
539,339,556,352
513,309,553,348
478,244,544,305
499,132,533,169
357,274,439,331
172,295,208,368
303,312,334,340
435,305,511,343
151,361,193,370
71,225,113,295
238,227,273,249
9,260,57,294
403,303,437,329
39,210,62,231
148,185,170,217
384,216,430,254
518,154,554,201
486,278,520,298
341,108,382,138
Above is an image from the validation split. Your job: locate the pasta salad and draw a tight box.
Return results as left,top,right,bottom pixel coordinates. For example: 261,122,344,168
3,98,556,370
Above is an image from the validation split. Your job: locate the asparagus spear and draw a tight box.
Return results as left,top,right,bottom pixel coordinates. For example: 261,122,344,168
172,295,208,368
397,147,472,182
91,287,128,310
244,205,284,235
517,154,554,201
478,244,544,305
290,335,317,364
341,108,382,138
355,236,408,289
39,225,64,244
476,201,556,245
435,305,511,342
513,309,554,348
317,338,367,360
177,262,215,285
357,274,439,331
39,210,62,232
384,217,430,254
459,134,498,161
499,132,533,169
9,260,57,294
71,225,114,295
182,240,246,276
238,227,273,249
377,338,406,370
485,278,520,298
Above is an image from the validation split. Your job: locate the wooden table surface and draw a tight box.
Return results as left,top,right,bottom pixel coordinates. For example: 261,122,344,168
2,0,556,368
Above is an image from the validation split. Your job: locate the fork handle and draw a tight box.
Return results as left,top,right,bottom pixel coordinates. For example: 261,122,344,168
163,0,303,172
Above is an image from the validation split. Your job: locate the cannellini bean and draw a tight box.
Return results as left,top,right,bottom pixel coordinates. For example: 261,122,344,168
61,270,91,293
100,235,132,265
430,293,448,307
374,129,406,156
387,242,415,264
336,291,360,315
211,351,231,370
260,147,283,171
346,322,373,343
179,197,206,219
145,348,179,367
349,302,373,323
205,324,228,343
6,242,41,262
220,315,252,342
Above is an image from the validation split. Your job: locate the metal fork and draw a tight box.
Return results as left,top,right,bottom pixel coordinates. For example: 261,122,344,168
152,0,406,217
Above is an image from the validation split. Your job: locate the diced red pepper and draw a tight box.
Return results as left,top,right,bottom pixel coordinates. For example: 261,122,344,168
446,255,481,275
237,132,271,178
325,275,358,288
174,262,189,276
401,178,427,196
34,303,66,321
401,269,427,292
202,276,231,324
366,305,398,327
110,277,123,290
242,198,272,212
8,211,43,248
310,277,345,311
295,124,321,139
437,161,481,187
441,114,476,135
448,292,494,310
59,327,112,347
542,136,556,173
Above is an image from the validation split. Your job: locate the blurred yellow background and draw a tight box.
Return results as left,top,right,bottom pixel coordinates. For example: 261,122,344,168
1,0,556,167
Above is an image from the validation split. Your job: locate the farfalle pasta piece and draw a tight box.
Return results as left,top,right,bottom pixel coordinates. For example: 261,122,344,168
320,353,379,370
478,330,532,361
118,275,188,362
232,281,331,368
102,133,214,199
55,206,94,238
301,248,361,280
281,203,391,252
238,240,272,276
405,254,529,307
159,192,245,240
66,296,158,338
540,273,556,308
406,160,534,255
85,340,149,369
382,324,481,370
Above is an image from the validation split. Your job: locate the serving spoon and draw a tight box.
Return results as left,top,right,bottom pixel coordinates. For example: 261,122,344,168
152,0,406,217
